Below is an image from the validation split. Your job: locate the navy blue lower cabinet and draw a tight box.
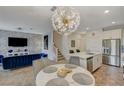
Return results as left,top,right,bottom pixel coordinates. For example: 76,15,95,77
41,53,48,58
2,54,41,70
0,55,3,64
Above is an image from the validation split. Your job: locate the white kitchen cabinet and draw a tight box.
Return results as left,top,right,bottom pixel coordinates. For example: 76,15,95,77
93,54,102,71
79,54,102,72
68,52,102,72
80,59,87,69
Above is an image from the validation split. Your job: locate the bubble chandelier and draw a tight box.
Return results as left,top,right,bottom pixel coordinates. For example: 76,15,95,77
52,7,80,35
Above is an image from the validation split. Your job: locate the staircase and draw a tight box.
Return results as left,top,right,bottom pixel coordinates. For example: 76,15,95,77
53,45,65,63
57,50,65,62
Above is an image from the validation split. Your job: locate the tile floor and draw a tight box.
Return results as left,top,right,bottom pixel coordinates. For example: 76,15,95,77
0,64,124,86
93,64,124,86
0,66,34,86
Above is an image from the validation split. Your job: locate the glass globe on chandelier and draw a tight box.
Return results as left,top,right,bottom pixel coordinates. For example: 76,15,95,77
52,7,80,35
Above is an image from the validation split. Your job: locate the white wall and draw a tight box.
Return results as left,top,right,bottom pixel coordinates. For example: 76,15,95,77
68,33,85,52
53,31,86,59
53,31,62,50
42,31,56,60
0,30,43,57
85,29,122,53
121,29,124,66
52,29,122,62
85,29,124,66
53,31,69,59
61,35,69,59
80,35,86,51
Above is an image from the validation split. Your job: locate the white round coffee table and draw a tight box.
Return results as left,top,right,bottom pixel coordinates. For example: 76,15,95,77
36,64,95,86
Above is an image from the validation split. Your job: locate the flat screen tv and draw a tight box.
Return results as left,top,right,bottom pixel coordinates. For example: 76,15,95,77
8,37,28,47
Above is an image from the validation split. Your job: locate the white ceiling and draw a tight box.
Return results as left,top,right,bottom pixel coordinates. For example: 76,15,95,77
0,6,124,34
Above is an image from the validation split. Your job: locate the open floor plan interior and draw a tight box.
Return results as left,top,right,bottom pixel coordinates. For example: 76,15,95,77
0,6,124,86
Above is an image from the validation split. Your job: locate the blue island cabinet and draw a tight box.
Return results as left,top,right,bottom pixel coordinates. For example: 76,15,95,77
2,54,42,69
0,55,4,64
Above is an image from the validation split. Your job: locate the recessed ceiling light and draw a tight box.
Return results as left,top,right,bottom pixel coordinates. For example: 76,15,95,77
112,21,116,24
86,27,89,30
104,10,110,14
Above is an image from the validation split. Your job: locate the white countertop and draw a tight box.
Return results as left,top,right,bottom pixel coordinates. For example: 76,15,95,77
68,52,101,59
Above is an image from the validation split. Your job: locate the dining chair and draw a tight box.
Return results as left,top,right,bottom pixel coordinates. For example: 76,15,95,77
76,49,80,53
69,56,80,66
69,50,74,53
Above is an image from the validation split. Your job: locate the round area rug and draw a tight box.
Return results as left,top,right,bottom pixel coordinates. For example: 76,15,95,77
64,64,77,69
72,73,93,85
43,66,57,73
45,78,69,86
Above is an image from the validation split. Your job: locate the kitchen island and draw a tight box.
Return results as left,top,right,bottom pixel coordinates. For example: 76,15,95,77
68,52,102,72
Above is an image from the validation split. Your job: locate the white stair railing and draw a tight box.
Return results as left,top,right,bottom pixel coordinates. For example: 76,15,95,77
53,44,59,62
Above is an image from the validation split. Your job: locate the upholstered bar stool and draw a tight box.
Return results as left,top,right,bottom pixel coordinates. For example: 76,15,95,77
69,56,80,66
0,55,3,65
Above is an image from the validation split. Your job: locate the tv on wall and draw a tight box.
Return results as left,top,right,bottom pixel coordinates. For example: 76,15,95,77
8,37,28,47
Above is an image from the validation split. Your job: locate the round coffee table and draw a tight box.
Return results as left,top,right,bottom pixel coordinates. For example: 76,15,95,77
36,64,95,86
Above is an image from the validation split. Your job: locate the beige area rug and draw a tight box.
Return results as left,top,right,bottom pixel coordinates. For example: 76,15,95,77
0,59,68,86
0,66,34,86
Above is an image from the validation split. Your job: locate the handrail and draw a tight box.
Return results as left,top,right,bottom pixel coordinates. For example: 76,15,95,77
53,44,59,62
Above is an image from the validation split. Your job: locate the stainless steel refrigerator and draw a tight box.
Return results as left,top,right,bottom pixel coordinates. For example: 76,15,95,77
102,39,121,67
